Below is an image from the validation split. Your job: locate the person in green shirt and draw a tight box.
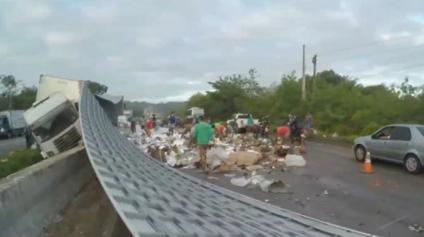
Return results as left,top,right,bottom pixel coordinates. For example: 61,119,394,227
194,115,214,173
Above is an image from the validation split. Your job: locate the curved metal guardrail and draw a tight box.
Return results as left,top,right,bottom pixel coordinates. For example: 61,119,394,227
80,83,375,237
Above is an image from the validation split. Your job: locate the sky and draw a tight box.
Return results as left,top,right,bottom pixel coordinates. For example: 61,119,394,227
0,0,424,103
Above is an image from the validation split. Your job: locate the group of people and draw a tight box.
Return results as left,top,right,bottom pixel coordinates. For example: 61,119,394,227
135,111,312,173
129,114,158,135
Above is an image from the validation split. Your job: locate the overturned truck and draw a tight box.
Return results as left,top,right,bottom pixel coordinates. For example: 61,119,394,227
24,75,123,158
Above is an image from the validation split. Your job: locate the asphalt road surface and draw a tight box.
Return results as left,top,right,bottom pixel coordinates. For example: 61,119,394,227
0,137,25,159
47,142,424,237
184,142,424,237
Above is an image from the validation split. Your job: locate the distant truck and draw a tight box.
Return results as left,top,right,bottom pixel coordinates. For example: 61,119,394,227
186,107,204,121
0,110,26,139
226,113,259,133
23,75,83,158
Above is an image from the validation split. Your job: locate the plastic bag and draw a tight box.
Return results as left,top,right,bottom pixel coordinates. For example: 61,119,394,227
230,176,252,187
285,154,306,167
207,147,230,161
206,147,230,169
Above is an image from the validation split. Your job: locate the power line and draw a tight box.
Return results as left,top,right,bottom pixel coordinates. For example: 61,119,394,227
341,62,424,79
279,32,424,67
315,32,424,56
319,43,424,67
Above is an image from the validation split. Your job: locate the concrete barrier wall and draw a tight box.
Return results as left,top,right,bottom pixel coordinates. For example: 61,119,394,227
0,147,94,237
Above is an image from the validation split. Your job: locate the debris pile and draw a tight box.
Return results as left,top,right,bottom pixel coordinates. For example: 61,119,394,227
122,125,308,193
126,126,306,172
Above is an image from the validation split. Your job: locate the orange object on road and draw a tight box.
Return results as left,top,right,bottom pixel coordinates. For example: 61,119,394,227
361,152,373,174
276,126,290,136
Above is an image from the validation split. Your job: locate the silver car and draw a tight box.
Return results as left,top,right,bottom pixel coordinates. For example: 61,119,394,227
353,124,424,174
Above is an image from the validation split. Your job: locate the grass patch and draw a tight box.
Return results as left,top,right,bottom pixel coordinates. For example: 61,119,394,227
0,149,44,179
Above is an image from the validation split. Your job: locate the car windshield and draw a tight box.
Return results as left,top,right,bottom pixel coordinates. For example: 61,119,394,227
32,105,79,143
237,114,251,119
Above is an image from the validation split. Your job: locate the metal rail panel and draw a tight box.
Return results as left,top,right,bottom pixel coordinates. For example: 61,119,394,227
79,83,376,237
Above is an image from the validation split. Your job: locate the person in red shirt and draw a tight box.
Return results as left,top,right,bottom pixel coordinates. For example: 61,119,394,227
147,120,155,129
144,120,154,137
274,126,289,145
274,119,307,151
215,124,225,138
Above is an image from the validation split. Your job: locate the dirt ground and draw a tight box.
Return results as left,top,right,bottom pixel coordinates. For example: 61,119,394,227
42,178,131,237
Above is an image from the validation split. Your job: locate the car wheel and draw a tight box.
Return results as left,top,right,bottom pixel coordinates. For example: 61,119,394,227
404,154,423,174
354,145,366,163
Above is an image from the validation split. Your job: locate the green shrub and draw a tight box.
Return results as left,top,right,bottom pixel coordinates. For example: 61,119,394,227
361,122,383,136
0,149,44,179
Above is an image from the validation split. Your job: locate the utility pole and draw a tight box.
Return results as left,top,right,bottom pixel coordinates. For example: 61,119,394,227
312,55,317,93
8,93,12,109
301,44,306,100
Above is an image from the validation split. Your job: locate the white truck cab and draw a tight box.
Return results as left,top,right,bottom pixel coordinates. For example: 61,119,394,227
186,107,204,119
24,92,81,158
227,113,259,132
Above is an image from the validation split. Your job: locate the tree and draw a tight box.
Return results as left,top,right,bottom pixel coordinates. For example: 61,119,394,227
183,68,424,136
0,75,23,109
13,86,38,110
87,81,108,95
0,84,37,111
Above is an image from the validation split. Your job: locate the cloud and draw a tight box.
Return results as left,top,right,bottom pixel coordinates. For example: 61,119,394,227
1,0,424,102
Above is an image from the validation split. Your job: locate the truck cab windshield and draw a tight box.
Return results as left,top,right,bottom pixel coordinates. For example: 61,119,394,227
32,105,78,143
235,114,251,119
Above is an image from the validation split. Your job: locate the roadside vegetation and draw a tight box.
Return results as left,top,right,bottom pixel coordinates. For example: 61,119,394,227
179,69,424,141
0,149,44,179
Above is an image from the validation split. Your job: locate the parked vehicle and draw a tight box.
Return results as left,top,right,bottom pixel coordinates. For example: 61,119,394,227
186,107,204,120
226,113,259,133
0,110,26,139
353,124,424,174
